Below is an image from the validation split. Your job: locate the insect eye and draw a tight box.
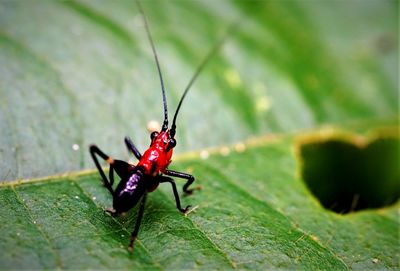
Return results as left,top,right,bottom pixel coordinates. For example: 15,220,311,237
169,138,176,149
150,131,159,140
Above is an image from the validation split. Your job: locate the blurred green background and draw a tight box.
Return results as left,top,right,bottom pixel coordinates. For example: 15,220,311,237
0,0,397,182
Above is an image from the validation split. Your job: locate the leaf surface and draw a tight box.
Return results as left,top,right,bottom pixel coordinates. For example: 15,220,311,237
0,0,398,270
1,132,398,269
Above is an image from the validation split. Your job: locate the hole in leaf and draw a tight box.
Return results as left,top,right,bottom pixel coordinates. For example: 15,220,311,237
299,136,400,214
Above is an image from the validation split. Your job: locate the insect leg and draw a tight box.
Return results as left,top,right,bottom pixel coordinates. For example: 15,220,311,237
165,169,202,195
124,136,142,160
89,145,115,195
129,192,147,251
158,176,190,214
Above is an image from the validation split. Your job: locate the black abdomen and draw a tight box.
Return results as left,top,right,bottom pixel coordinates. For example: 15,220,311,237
113,167,146,213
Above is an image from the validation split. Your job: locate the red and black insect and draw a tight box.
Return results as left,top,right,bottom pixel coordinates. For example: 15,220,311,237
89,2,231,250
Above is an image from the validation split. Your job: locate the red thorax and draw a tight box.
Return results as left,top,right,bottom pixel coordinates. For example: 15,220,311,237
136,130,174,176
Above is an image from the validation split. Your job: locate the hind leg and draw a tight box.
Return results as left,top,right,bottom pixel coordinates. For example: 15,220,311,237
129,193,147,251
158,176,191,214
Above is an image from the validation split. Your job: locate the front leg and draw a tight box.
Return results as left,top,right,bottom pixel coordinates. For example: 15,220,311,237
164,169,202,195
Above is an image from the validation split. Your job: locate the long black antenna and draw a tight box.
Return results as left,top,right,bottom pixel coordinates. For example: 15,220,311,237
136,0,169,131
170,22,238,137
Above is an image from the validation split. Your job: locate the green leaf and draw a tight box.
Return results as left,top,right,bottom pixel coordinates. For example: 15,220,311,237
0,0,397,180
0,0,398,270
0,131,398,269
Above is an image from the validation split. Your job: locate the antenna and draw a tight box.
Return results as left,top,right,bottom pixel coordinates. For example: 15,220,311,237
136,0,169,131
170,22,239,137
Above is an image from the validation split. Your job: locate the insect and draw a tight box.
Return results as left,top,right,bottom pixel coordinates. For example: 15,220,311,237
89,1,234,251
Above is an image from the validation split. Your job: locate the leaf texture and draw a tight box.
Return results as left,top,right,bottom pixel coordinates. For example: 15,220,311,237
0,132,398,269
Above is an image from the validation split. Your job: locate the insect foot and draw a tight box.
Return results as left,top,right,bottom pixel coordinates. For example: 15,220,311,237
128,236,137,252
105,208,118,217
182,205,192,216
184,205,199,217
